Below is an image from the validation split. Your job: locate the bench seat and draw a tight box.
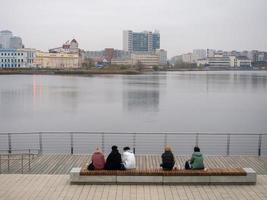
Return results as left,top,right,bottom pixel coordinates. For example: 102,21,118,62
70,167,256,185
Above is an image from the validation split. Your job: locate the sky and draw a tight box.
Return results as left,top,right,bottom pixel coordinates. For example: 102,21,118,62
0,0,267,57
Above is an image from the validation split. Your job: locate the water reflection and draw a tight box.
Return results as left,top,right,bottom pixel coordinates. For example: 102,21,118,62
173,72,267,93
122,75,162,112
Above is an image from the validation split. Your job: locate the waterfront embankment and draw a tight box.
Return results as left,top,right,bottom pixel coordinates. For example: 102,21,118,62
0,67,141,75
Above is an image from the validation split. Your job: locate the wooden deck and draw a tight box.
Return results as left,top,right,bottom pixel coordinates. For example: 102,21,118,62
1,174,267,200
0,155,267,175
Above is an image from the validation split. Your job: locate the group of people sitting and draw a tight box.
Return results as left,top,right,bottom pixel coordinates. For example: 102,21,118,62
88,145,204,171
88,145,136,170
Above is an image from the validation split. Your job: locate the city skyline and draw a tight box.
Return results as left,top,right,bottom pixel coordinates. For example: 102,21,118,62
0,0,267,57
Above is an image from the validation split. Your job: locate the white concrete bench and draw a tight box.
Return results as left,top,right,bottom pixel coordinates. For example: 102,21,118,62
70,167,256,185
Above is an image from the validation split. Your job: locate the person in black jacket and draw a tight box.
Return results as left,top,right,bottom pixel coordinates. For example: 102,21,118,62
105,145,123,170
160,145,175,170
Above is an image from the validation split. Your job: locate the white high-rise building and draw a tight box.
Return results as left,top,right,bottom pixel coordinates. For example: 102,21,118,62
156,49,167,65
0,30,13,49
123,30,160,52
123,30,133,52
192,49,206,62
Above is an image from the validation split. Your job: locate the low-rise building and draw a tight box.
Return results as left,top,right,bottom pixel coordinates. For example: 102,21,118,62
34,51,79,68
0,48,36,68
230,56,252,68
131,54,159,66
207,57,230,67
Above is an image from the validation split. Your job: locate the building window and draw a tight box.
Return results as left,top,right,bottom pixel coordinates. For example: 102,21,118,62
18,64,20,67
18,53,20,56
8,53,10,56
15,53,16,56
18,59,20,62
21,59,23,62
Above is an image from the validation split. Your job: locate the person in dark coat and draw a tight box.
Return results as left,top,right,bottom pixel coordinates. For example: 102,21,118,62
160,145,175,170
105,145,123,170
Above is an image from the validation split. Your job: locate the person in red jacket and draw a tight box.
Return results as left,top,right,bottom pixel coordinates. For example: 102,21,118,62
88,147,105,170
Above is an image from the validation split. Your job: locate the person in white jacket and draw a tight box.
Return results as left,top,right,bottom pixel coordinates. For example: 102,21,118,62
122,146,136,169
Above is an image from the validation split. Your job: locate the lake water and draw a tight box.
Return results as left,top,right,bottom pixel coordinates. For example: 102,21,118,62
0,71,267,133
1,71,267,154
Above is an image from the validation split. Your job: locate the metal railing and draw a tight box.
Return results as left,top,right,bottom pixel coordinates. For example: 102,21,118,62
0,149,41,173
0,132,266,156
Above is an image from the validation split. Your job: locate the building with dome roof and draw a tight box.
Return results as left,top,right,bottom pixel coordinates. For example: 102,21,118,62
49,38,79,54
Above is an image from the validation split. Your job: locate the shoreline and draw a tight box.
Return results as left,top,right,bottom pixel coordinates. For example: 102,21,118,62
0,68,142,75
0,68,266,76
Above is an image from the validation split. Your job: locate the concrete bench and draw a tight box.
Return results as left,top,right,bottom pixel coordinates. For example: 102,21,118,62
70,167,256,185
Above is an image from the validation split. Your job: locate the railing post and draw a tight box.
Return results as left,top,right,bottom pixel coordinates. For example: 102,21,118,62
258,134,262,157
70,132,74,155
7,154,10,171
28,149,31,171
226,134,230,156
195,133,199,147
101,133,105,153
8,133,12,153
21,154,23,174
0,155,1,174
133,133,136,154
39,132,43,154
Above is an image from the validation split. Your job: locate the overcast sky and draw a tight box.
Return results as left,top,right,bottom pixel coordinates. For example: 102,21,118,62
0,0,267,57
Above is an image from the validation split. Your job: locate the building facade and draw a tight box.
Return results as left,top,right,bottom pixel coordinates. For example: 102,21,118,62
192,49,206,62
230,56,251,67
123,30,160,52
156,49,167,65
0,48,36,68
34,51,79,68
207,57,230,67
131,54,159,66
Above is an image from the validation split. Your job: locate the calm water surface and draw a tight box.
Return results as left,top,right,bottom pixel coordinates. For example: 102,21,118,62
0,71,267,133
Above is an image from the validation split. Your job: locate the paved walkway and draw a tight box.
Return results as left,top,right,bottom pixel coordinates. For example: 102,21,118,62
0,174,267,200
0,155,267,174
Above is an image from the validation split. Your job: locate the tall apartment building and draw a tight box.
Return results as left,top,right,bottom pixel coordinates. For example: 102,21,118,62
123,30,160,52
9,36,23,49
0,30,24,49
0,30,13,49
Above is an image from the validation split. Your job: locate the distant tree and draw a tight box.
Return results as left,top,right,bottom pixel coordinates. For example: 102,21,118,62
174,61,197,69
82,58,94,68
136,61,144,71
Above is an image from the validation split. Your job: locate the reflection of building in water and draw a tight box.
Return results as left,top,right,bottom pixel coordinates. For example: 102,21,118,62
123,75,161,112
